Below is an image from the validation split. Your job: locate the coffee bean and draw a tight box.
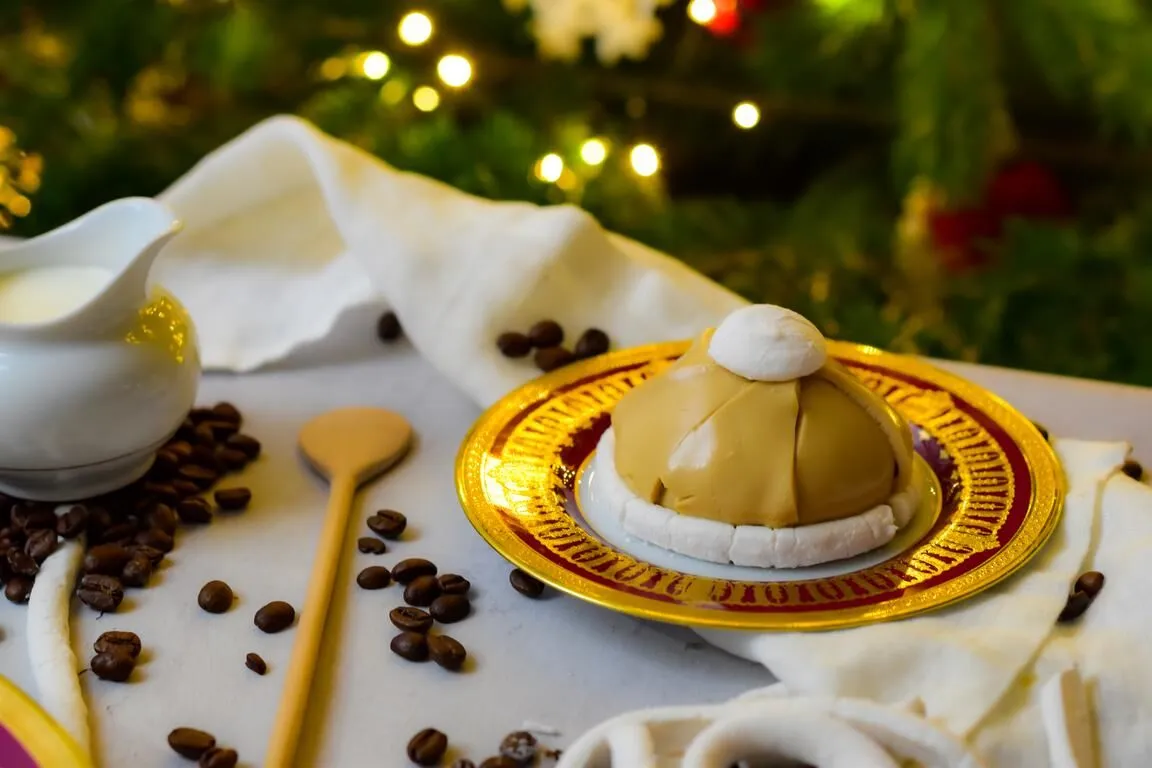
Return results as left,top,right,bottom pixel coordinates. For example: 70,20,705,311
7,548,38,577
497,331,532,358
1075,571,1106,597
82,543,131,575
135,527,174,553
574,328,610,359
152,450,180,477
254,601,295,633
509,568,545,598
192,423,217,446
428,634,467,671
404,575,441,607
146,504,178,534
11,503,56,532
217,449,249,471
189,407,216,423
377,310,402,342
198,581,234,614
356,566,391,590
390,631,429,661
167,440,194,459
1032,421,1049,441
225,434,261,460
390,606,434,634
168,727,216,759
1058,590,1093,623
198,747,239,768
130,545,166,566
528,320,564,348
430,594,471,624
24,529,57,563
452,761,477,768
480,758,518,768
178,465,218,489
534,346,574,372
1122,459,1144,481
56,506,89,539
204,420,239,442
212,402,242,425
121,554,153,588
245,652,267,675
357,537,386,555
144,482,180,502
173,480,202,498
366,509,407,539
392,558,437,584
189,445,219,470
4,576,32,603
98,522,137,546
436,574,470,595
500,731,538,765
406,728,447,766
91,651,134,682
94,631,141,658
214,488,251,511
175,417,198,441
177,498,213,524
84,506,112,535
78,575,124,613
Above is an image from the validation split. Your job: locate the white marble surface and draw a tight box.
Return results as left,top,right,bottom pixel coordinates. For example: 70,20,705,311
2,314,1150,768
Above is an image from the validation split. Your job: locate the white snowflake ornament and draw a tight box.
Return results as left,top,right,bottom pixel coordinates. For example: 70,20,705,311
508,0,675,64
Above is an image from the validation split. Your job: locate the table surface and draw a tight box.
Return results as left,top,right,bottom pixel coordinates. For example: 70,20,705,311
1,315,1149,768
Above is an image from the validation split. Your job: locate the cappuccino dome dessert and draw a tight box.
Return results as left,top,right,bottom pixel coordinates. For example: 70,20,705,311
590,304,919,568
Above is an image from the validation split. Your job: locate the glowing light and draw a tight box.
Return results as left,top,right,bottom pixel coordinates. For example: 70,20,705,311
687,0,718,24
436,55,473,88
357,51,391,80
379,79,408,104
535,153,564,183
733,101,760,129
399,12,433,46
630,144,660,177
318,57,347,81
580,138,608,166
412,86,440,112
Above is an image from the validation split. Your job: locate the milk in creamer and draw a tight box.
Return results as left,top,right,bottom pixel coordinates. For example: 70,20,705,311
0,266,116,324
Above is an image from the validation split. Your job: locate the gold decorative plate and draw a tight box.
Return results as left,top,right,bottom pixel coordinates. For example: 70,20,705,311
0,674,92,767
456,341,1064,631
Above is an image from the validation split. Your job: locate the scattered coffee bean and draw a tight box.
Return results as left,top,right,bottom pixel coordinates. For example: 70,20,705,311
392,558,437,584
1122,459,1144,481
173,480,202,498
430,594,471,624
480,757,518,768
6,548,37,577
245,652,267,675
212,402,242,424
1058,590,1093,623
24,528,57,563
145,506,177,538
121,554,154,588
192,423,217,446
377,310,402,342
91,651,135,682
168,728,216,760
130,545,166,566
356,566,391,590
198,747,239,768
500,731,538,764
366,509,407,539
176,498,213,524
406,728,447,766
135,527,174,553
390,631,429,662
78,574,125,613
357,537,387,555
152,450,180,476
94,631,142,658
11,504,56,531
534,346,574,373
167,440,194,459
178,465,218,489
528,320,564,348
144,481,180,502
4,576,32,603
83,543,132,576
404,575,442,607
191,444,220,469
390,606,434,634
452,761,477,768
217,449,249,471
497,331,532,358
574,328,610,359
509,568,545,598
56,505,89,538
254,601,295,633
225,434,261,460
214,488,251,511
99,522,137,545
204,421,239,442
428,634,467,671
198,580,234,614
1075,571,1106,597
438,574,470,596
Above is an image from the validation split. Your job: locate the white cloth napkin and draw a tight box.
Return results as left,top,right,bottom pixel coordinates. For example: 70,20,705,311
142,117,1151,764
153,115,742,406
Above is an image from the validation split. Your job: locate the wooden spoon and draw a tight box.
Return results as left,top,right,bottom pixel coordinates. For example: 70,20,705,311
265,407,413,768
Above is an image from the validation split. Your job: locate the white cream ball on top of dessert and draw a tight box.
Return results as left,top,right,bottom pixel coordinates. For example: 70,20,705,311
590,304,920,569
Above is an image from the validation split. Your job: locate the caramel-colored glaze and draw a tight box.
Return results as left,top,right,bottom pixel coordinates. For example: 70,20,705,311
611,331,913,529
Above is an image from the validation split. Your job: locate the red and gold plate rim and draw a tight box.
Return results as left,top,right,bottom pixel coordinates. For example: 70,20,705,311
455,340,1065,631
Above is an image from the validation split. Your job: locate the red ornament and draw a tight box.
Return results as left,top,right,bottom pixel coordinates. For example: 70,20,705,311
706,0,741,36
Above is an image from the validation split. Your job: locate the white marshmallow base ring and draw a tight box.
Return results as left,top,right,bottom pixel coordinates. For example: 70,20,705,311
707,304,827,381
591,428,917,568
27,526,91,760
556,685,987,768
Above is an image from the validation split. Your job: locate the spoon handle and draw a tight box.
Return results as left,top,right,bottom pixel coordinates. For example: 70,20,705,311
265,474,357,768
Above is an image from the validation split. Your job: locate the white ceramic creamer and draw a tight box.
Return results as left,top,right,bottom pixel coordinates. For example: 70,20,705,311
0,198,200,500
